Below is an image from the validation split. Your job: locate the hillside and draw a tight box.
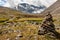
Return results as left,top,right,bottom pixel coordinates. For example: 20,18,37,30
40,0,60,17
0,6,44,18
0,7,45,40
0,0,60,40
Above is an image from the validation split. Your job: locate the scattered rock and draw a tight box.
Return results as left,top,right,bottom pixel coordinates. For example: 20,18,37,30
38,13,60,39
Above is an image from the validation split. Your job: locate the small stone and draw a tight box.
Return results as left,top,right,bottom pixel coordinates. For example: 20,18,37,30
7,38,10,40
17,34,23,37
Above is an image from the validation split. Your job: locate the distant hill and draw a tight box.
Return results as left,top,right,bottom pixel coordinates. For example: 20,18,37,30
0,0,60,18
40,0,60,17
0,6,44,18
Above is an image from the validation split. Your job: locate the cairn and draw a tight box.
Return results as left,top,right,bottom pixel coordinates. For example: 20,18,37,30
38,12,60,38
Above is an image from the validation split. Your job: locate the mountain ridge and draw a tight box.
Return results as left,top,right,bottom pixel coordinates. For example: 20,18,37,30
0,0,60,18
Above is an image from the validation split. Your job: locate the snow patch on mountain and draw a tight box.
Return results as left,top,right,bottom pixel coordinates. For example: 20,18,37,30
0,0,57,13
16,3,46,13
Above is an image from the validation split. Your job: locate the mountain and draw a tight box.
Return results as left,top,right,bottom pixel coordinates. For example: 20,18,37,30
40,0,60,17
16,3,46,13
0,6,44,18
0,0,60,18
0,0,59,18
0,0,57,14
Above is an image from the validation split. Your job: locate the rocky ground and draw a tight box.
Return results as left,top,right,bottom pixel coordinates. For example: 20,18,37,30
0,1,60,39
0,16,60,40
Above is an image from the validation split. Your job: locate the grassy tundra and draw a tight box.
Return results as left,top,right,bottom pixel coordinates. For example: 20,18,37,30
0,7,60,40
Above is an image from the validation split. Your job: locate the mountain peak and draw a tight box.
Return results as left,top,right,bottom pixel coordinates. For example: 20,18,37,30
0,0,57,13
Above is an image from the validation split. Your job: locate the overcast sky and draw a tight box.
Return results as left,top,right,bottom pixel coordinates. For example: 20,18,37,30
0,0,57,7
